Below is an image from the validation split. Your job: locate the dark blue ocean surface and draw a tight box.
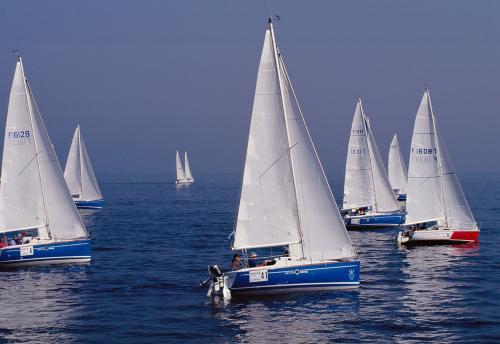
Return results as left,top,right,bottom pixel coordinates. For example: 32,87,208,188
0,173,499,343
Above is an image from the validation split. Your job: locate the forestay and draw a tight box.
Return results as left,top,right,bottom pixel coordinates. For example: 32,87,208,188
388,134,408,194
0,58,87,240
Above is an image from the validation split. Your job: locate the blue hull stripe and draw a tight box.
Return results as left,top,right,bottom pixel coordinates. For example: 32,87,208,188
0,240,91,266
345,213,405,228
229,261,360,295
75,199,104,209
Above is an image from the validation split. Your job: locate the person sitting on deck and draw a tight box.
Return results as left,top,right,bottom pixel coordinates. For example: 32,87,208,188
8,238,16,246
248,252,259,267
231,253,241,270
0,235,7,248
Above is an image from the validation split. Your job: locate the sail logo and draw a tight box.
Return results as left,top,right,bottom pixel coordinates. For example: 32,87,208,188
411,147,437,163
352,129,364,135
349,268,355,281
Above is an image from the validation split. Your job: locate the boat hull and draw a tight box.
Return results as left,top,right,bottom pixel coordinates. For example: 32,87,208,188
0,239,91,267
397,229,479,246
345,212,405,229
74,199,104,209
224,260,360,296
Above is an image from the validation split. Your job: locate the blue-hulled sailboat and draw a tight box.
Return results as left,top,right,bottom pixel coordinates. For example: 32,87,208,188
207,19,359,298
0,57,91,267
342,99,405,229
64,125,104,209
388,133,408,201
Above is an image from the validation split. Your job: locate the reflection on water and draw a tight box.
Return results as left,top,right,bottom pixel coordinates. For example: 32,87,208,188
212,292,360,343
0,266,89,343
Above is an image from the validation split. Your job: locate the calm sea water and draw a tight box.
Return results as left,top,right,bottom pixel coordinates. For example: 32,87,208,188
0,173,499,343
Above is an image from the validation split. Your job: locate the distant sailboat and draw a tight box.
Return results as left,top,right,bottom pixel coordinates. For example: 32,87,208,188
0,57,91,267
397,89,479,245
342,99,405,229
175,150,194,185
388,134,408,201
206,19,359,298
64,125,103,209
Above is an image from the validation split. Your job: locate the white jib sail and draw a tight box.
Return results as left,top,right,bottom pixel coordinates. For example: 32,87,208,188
1,58,87,240
184,151,194,182
388,133,408,194
64,126,102,201
405,90,446,225
432,99,477,230
343,100,375,210
364,112,400,213
232,27,302,250
64,126,82,197
176,150,186,182
278,52,356,261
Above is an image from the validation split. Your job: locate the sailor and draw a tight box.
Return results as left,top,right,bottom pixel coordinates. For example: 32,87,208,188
231,253,241,270
248,252,258,267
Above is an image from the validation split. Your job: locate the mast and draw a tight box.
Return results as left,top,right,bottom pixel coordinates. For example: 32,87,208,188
360,102,379,212
20,57,51,239
268,19,305,259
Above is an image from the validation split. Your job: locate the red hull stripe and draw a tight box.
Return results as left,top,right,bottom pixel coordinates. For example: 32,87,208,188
450,231,480,242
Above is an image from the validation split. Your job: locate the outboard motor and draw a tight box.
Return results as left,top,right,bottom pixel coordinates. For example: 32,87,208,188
209,264,223,280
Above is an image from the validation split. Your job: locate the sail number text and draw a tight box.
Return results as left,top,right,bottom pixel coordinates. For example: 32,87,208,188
8,130,31,145
411,147,437,162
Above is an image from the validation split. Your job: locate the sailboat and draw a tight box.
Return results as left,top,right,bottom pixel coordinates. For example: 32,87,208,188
0,57,91,267
342,99,405,229
206,19,359,298
388,134,408,201
64,125,103,209
175,150,194,184
397,89,479,245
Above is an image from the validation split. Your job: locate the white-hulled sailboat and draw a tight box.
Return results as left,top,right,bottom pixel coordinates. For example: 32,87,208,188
175,150,194,185
388,134,408,201
397,89,479,245
0,57,91,267
64,125,103,209
206,19,359,298
342,99,405,229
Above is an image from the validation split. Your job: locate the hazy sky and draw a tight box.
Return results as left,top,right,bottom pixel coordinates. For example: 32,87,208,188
0,1,499,177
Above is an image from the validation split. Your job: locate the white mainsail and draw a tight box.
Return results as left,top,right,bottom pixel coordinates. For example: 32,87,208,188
343,99,399,213
233,21,355,260
0,58,87,240
176,150,186,182
184,151,194,182
406,89,477,230
64,125,102,201
388,134,408,194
